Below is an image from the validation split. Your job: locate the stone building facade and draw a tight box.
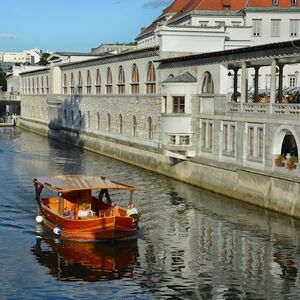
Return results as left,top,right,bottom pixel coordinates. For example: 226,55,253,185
16,0,300,218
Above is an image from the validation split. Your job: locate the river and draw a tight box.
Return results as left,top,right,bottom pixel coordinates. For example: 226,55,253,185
0,127,300,300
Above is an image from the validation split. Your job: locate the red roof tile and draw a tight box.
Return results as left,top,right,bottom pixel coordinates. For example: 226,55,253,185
163,0,192,13
139,0,300,37
248,0,300,8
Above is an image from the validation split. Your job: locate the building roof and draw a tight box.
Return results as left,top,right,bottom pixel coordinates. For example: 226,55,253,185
158,39,300,69
138,0,300,37
248,0,300,8
162,71,197,83
59,46,159,69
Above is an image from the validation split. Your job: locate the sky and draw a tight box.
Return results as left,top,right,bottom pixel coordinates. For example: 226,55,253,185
0,0,173,53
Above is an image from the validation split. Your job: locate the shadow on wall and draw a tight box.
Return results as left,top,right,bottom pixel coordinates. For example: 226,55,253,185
48,92,86,149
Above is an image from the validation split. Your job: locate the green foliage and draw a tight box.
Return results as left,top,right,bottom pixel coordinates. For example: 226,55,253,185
0,68,7,92
38,53,50,65
275,154,285,167
287,156,298,170
80,201,89,210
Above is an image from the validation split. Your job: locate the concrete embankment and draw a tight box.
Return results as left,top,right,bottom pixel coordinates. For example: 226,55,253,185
17,117,300,219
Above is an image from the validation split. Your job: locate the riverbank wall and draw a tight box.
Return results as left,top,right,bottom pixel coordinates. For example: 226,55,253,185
18,117,300,219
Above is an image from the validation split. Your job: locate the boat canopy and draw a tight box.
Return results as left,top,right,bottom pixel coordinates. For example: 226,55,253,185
32,175,136,193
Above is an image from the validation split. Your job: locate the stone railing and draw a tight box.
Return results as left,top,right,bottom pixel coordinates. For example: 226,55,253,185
0,94,21,101
227,102,269,113
226,102,300,116
273,103,300,115
227,102,241,113
243,103,270,114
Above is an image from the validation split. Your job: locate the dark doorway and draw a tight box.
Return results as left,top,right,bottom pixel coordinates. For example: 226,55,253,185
281,134,298,157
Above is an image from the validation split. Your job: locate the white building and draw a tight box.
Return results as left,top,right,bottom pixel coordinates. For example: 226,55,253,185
0,48,42,65
16,0,300,218
136,0,300,90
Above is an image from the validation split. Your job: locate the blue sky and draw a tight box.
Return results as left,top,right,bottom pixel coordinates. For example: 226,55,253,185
0,0,172,53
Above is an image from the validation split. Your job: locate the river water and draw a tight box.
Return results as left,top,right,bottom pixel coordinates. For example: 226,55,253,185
1,127,300,300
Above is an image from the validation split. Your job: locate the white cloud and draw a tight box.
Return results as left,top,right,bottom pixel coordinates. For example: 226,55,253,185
143,0,172,9
0,33,16,40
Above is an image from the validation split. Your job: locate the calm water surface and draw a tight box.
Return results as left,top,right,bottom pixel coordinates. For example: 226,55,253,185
1,128,300,300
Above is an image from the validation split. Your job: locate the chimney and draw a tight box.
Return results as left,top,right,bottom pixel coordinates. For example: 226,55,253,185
222,0,231,8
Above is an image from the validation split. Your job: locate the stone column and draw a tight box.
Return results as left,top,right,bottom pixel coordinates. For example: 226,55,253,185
270,59,277,104
241,62,248,103
277,64,284,103
254,66,260,102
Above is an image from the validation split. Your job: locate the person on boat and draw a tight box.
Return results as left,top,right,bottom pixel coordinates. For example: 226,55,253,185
63,207,74,219
126,204,132,216
112,204,121,217
127,203,139,219
98,189,112,204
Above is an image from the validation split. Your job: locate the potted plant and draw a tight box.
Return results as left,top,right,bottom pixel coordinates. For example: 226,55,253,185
80,201,89,210
275,154,285,167
78,201,92,218
287,156,298,171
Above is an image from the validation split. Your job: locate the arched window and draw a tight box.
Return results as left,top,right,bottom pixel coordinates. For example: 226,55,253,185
78,71,83,94
36,77,39,94
70,72,74,94
119,114,123,133
118,66,125,94
131,64,139,94
63,74,67,94
95,69,101,94
86,70,91,94
133,115,137,136
202,72,214,93
46,76,49,94
107,113,111,131
32,78,35,94
146,62,156,94
87,111,90,128
97,112,100,129
148,117,153,139
106,67,113,94
41,77,44,94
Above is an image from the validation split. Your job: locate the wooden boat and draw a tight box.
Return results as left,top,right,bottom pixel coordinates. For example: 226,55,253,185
33,175,139,241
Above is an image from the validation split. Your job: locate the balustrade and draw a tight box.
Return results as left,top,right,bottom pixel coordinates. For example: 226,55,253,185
226,102,300,116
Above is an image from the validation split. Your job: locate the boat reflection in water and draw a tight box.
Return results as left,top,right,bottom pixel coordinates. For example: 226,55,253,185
31,238,139,281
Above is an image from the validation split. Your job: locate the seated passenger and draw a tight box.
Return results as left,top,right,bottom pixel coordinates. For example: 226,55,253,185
112,204,121,217
127,203,139,219
63,207,74,219
126,204,132,216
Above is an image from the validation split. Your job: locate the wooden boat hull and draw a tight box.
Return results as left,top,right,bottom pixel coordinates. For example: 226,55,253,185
41,205,137,241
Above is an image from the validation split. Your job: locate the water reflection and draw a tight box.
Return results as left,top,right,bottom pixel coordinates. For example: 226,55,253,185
2,127,300,299
31,238,139,282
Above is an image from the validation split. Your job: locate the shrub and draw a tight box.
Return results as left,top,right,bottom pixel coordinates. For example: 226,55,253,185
287,156,298,170
275,154,285,167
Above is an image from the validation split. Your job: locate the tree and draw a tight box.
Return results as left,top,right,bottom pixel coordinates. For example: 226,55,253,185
38,53,51,65
0,68,7,92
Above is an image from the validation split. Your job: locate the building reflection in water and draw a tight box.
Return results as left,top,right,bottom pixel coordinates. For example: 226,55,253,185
31,238,139,282
137,181,300,299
